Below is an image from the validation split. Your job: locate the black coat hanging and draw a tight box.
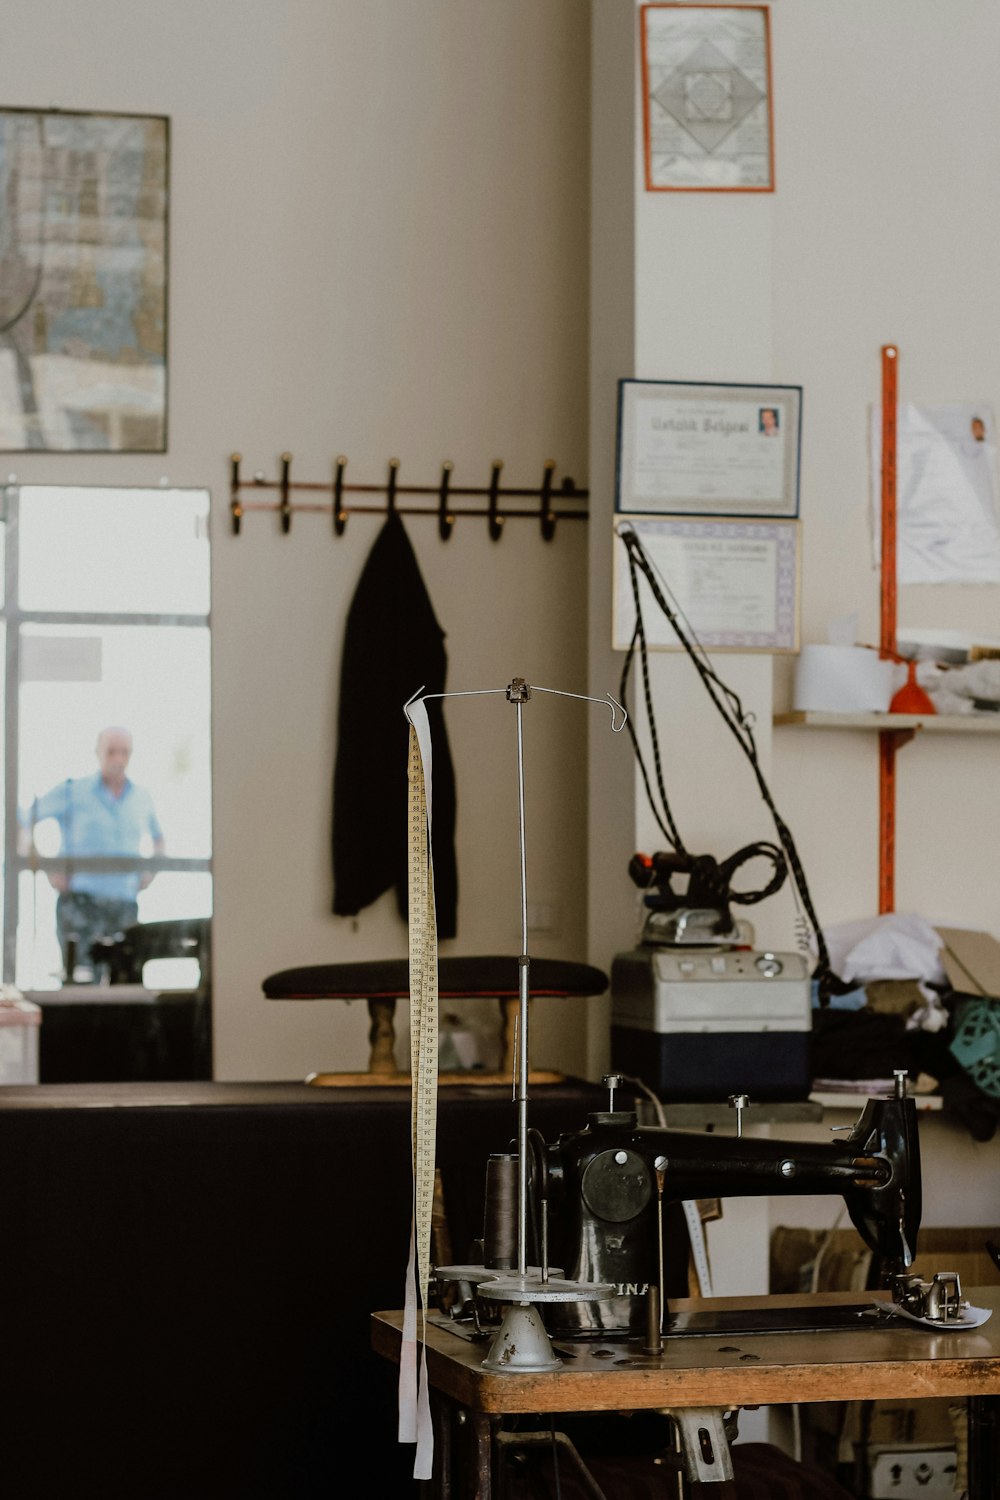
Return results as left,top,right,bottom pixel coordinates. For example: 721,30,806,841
332,512,458,937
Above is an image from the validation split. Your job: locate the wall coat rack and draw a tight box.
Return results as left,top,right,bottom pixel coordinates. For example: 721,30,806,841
228,453,589,542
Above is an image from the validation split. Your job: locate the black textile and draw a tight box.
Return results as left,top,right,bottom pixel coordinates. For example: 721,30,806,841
810,996,1000,1142
332,512,457,936
810,1007,915,1080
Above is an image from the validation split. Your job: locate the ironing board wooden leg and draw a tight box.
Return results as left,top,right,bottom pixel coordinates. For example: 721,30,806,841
367,997,398,1074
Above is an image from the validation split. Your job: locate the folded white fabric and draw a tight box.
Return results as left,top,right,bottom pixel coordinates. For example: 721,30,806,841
821,912,947,988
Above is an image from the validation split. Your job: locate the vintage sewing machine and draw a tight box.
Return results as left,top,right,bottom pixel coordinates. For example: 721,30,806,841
437,1070,922,1347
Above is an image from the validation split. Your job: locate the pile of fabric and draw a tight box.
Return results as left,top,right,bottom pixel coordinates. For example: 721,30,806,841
810,913,1000,1140
919,657,1000,715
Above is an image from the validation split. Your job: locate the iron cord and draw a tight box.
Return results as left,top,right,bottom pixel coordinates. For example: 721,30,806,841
617,527,850,1003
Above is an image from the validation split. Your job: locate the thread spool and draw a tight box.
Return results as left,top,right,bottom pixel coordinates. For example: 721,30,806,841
643,1285,663,1356
483,1152,518,1270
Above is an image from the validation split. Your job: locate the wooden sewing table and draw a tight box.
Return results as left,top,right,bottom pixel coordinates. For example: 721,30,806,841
372,1288,1000,1497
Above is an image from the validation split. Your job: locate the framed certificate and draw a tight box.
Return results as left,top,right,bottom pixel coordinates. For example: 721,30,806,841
613,515,800,653
640,4,775,192
616,379,801,519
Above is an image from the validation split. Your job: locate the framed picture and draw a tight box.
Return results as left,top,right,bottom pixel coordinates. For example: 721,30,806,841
640,4,774,192
613,515,800,653
616,379,801,519
0,108,168,452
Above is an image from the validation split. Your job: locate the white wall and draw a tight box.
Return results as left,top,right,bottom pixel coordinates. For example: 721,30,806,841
770,1,1000,933
587,2,1000,1302
589,1,786,1093
0,0,594,1079
590,0,1000,1057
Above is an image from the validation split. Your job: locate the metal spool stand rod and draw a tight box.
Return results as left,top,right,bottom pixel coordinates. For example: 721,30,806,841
476,677,621,1373
512,684,531,1278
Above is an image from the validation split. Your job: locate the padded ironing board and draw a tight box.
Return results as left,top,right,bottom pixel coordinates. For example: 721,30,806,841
263,955,608,1085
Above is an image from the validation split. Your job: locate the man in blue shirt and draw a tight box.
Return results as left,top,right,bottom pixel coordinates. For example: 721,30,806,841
25,727,165,978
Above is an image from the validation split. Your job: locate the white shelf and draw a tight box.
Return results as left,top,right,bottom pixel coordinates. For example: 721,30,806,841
810,1089,943,1112
775,710,1000,735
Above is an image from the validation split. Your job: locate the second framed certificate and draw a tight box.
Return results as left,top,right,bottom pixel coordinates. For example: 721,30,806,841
616,379,802,519
613,515,800,653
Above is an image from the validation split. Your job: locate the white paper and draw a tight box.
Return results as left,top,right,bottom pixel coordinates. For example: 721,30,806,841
628,393,786,508
872,1299,992,1330
613,517,799,651
793,645,895,713
871,404,1000,583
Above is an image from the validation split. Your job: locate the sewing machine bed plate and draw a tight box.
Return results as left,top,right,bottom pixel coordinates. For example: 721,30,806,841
430,1302,888,1346
375,1290,1000,1415
664,1302,885,1337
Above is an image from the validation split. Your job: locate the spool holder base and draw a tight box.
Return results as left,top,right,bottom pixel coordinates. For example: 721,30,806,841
479,1276,616,1375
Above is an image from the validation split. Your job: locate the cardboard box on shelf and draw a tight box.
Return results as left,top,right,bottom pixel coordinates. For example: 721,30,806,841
845,1396,955,1449
905,1226,1000,1290
771,1225,994,1470
772,1223,1000,1299
770,1224,871,1296
937,926,1000,998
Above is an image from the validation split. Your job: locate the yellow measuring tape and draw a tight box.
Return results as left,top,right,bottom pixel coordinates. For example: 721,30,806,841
399,718,438,1479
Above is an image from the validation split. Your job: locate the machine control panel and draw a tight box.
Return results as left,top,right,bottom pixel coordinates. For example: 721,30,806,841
653,949,802,983
610,947,811,1033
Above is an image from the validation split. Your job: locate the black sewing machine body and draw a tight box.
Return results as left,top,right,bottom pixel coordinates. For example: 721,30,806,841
506,1093,921,1338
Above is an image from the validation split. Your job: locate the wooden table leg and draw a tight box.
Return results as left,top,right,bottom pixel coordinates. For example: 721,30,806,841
470,1411,494,1500
433,1391,452,1500
967,1395,1000,1500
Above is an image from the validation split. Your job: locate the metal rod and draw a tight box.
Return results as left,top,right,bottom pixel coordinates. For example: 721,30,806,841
656,1163,667,1335
231,499,587,520
235,475,587,499
880,345,899,661
516,701,529,959
541,1198,549,1282
3,483,20,984
879,344,899,916
515,695,530,1278
403,676,624,1289
17,854,209,874
644,1285,663,1356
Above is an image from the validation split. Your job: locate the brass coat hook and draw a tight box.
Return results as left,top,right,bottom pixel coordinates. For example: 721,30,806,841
438,461,455,541
487,461,504,541
227,451,588,538
279,452,293,534
230,453,243,535
539,459,556,541
333,455,348,536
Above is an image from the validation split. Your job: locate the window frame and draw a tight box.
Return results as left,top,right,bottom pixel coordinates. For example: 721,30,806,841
1,482,213,985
